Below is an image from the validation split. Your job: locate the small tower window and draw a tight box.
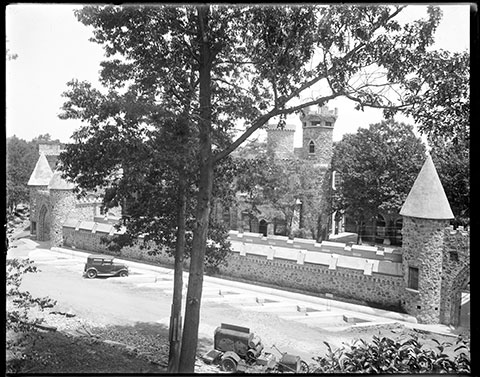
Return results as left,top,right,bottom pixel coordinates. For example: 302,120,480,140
326,121,333,127
309,140,315,154
408,266,419,290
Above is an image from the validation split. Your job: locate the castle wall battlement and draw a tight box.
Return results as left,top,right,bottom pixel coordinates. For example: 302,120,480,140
62,220,405,308
229,230,402,263
38,143,65,156
445,225,470,236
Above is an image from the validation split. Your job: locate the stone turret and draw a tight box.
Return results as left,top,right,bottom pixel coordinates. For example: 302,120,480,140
299,105,338,166
266,122,296,160
38,143,65,170
48,170,76,247
27,153,54,236
400,155,454,324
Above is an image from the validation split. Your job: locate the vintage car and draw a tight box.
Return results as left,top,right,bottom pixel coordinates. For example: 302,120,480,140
83,254,129,279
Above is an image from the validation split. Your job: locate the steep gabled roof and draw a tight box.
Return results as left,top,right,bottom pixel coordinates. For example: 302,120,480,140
27,153,54,186
48,170,75,190
400,155,454,220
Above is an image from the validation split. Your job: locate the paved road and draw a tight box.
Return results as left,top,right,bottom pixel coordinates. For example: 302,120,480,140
8,237,469,362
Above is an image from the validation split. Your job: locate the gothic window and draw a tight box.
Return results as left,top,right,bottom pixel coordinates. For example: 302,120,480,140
259,219,268,236
408,266,419,290
326,121,332,127
309,140,315,154
376,214,386,238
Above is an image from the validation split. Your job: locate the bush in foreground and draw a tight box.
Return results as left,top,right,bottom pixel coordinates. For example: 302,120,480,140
312,335,470,373
6,258,57,373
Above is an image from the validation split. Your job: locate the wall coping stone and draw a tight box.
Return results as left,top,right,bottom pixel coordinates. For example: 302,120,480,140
78,221,96,231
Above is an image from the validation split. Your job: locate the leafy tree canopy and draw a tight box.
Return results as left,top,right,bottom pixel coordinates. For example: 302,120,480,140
57,4,459,371
332,120,426,223
6,136,38,212
430,133,469,225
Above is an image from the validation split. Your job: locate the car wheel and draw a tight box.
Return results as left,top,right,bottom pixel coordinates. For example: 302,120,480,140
86,269,97,279
119,271,128,277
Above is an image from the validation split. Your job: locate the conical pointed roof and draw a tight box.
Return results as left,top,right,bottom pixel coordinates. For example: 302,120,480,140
48,170,75,190
27,153,54,186
400,155,454,220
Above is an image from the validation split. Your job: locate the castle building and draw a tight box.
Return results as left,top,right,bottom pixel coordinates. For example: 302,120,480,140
217,105,338,241
27,145,106,246
27,134,469,326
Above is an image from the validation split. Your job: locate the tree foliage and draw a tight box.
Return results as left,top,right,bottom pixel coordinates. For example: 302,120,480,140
312,335,470,374
430,134,469,226
402,50,469,142
234,153,331,240
59,4,454,371
6,258,57,373
6,136,39,212
332,120,426,225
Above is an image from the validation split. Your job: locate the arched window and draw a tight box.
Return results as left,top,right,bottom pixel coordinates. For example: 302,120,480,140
308,140,315,154
375,214,386,242
259,219,268,237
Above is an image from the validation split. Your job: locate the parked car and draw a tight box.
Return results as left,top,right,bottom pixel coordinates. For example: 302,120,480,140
83,254,129,279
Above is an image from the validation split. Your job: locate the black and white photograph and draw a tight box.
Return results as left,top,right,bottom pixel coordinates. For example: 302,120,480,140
6,3,471,374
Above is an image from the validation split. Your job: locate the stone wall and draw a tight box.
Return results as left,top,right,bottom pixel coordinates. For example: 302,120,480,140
62,222,405,309
50,190,77,247
72,201,101,220
266,129,295,160
38,144,65,170
62,220,176,266
440,226,470,325
220,253,404,308
302,126,334,166
401,216,450,324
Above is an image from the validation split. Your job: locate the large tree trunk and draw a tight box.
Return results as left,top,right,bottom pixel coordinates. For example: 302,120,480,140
179,6,213,372
167,169,187,373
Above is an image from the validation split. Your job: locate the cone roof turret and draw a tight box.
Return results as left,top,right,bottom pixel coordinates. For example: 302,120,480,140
48,170,75,190
27,153,54,186
400,155,454,220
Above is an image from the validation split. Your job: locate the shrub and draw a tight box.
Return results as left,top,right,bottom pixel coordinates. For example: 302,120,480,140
312,335,470,373
6,258,57,373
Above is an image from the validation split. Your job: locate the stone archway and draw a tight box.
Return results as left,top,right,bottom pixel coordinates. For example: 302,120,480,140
440,265,470,326
37,204,50,241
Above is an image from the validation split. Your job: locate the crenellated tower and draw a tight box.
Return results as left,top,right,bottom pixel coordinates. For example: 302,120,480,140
266,122,296,160
299,105,338,167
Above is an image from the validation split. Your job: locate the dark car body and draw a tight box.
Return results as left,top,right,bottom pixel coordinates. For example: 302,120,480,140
83,254,129,279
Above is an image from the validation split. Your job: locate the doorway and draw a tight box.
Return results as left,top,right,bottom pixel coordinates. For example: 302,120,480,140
259,219,268,237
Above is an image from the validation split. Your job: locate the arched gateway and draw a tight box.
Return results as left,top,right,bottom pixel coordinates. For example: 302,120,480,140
37,204,50,241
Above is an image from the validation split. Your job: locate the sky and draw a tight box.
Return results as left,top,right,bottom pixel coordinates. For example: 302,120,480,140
5,4,471,146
